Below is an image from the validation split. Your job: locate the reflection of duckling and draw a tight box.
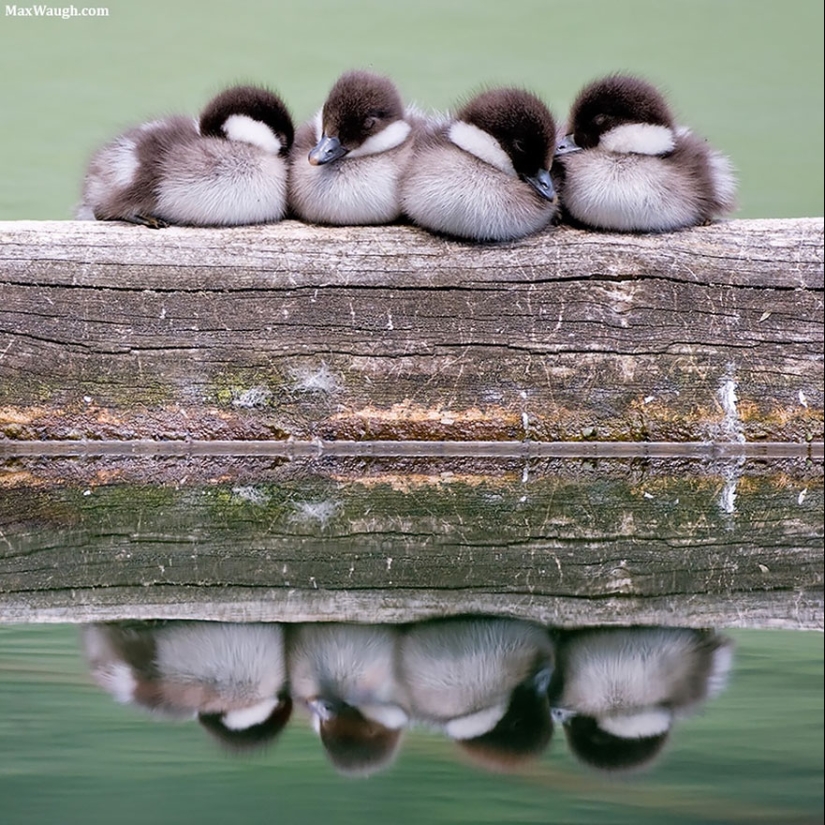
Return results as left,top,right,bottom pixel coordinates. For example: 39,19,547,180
82,621,292,751
286,623,409,776
77,85,294,227
554,74,736,232
288,70,420,225
549,627,734,771
401,88,558,241
398,616,554,771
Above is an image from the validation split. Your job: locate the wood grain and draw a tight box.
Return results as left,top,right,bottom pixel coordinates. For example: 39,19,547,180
1,218,822,442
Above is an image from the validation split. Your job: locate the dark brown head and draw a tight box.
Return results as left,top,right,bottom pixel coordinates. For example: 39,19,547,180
312,700,404,776
565,75,674,152
454,88,557,201
198,696,293,753
563,713,670,772
454,667,554,773
199,85,294,155
309,70,408,165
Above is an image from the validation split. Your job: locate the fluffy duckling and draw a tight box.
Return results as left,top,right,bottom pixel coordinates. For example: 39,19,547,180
77,85,294,227
398,617,554,771
400,88,559,242
286,623,409,776
288,70,420,225
548,627,734,772
555,74,736,232
81,621,292,751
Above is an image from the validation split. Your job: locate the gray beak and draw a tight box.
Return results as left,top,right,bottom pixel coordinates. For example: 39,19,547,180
308,698,337,721
308,135,348,165
555,134,582,156
522,168,556,202
551,707,576,724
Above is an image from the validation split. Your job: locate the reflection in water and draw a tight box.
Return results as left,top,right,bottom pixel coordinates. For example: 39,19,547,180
81,618,733,777
398,617,554,773
548,627,734,772
83,622,292,751
288,624,408,776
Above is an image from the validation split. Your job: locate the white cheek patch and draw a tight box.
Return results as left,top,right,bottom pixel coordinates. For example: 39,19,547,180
221,698,281,731
348,119,412,158
600,123,675,155
599,708,673,740
222,114,282,154
359,703,409,730
444,703,508,740
448,121,516,176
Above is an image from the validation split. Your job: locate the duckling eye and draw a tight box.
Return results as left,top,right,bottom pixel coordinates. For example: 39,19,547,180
512,139,525,153
593,114,607,127
363,116,377,130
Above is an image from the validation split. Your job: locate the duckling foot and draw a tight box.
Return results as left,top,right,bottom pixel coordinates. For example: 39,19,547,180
128,214,169,229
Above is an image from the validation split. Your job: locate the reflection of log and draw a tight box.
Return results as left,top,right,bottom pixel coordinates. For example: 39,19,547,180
1,218,822,442
1,455,821,629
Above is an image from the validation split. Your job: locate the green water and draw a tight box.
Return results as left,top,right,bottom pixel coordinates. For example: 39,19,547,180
1,0,822,221
0,624,822,825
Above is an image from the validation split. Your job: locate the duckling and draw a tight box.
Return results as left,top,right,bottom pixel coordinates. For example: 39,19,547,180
555,74,736,232
398,616,554,771
400,88,559,242
286,623,409,776
288,70,420,225
548,626,734,772
81,621,292,751
77,85,294,227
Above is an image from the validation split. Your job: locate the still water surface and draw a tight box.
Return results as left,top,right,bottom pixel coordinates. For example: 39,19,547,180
1,453,822,823
0,620,821,825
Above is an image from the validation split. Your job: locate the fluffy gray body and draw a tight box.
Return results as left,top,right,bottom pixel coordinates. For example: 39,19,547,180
397,617,553,739
401,127,557,242
552,627,733,736
82,622,289,724
559,128,736,232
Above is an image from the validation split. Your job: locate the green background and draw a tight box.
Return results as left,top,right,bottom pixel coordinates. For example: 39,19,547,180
0,624,822,825
0,0,822,221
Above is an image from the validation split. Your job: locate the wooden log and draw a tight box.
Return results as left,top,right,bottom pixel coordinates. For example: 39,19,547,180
2,453,821,629
1,218,822,443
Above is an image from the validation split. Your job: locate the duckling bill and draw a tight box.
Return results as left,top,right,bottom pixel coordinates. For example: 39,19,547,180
76,85,294,227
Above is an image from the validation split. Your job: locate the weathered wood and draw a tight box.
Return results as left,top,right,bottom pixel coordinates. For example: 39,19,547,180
2,454,821,629
1,218,822,442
